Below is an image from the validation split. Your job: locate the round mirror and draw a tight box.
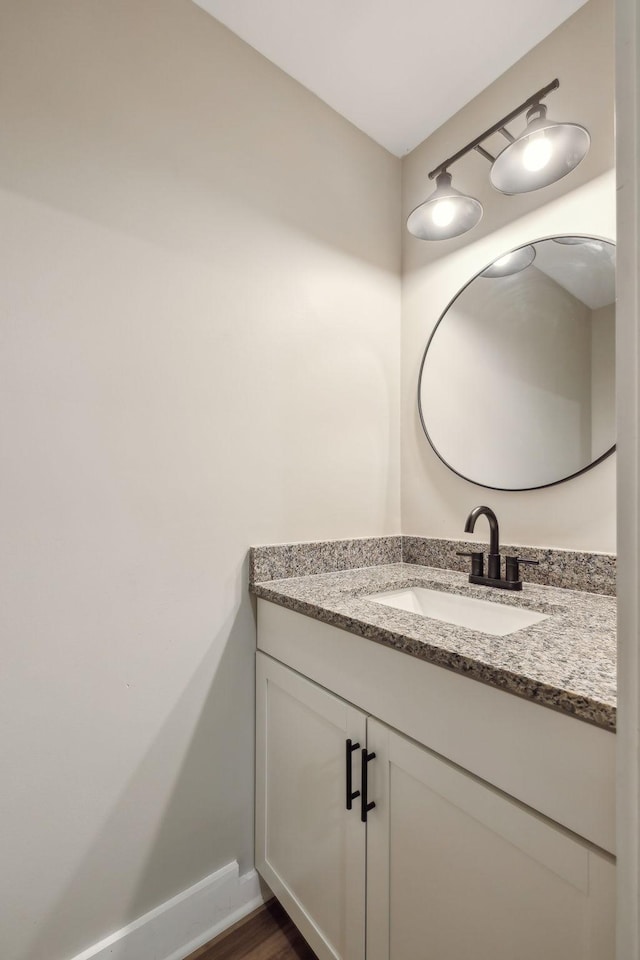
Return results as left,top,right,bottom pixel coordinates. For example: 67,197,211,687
418,236,616,491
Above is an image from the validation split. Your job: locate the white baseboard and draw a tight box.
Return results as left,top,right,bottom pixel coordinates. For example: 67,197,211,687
69,860,266,960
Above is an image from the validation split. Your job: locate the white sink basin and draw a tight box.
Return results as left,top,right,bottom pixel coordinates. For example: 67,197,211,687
366,586,549,637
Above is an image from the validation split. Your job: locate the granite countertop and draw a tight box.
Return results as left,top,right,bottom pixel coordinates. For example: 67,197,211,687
251,562,617,731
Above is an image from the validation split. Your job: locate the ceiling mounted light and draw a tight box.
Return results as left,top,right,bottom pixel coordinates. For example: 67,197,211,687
406,171,483,241
408,79,591,242
481,244,536,278
490,103,590,195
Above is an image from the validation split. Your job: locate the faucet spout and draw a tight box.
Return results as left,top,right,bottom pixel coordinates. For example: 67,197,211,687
464,505,500,577
464,505,500,555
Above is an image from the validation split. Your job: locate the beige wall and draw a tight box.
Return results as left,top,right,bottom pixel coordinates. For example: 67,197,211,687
0,3,401,959
613,0,640,950
401,0,616,552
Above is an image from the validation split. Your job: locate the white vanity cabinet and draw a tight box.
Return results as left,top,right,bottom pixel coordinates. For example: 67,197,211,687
255,600,616,960
256,653,367,960
366,719,615,960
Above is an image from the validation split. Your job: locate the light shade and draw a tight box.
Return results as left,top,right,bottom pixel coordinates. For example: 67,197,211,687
490,104,590,195
407,171,483,241
481,244,536,278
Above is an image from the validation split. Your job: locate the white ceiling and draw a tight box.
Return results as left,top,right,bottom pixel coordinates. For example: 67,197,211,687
193,0,588,157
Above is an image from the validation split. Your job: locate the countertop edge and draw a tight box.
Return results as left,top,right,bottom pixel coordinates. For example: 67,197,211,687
251,572,616,733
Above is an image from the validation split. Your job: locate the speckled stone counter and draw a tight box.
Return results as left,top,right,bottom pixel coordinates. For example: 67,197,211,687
251,563,616,731
249,536,616,595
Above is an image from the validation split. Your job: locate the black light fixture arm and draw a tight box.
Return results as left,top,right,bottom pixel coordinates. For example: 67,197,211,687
428,79,560,180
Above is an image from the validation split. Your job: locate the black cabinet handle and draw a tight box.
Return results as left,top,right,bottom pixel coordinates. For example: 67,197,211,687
361,748,376,822
346,739,361,810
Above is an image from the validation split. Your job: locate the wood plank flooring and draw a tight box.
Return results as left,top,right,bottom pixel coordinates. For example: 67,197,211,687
184,899,318,960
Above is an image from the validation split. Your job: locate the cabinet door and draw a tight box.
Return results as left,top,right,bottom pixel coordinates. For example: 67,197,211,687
256,652,367,960
366,719,615,960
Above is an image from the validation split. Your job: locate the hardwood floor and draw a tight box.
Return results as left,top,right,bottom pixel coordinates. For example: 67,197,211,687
184,899,318,960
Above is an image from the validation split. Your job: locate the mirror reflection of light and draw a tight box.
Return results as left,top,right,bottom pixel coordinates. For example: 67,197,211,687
522,133,552,171
481,243,536,278
552,237,606,253
432,200,455,227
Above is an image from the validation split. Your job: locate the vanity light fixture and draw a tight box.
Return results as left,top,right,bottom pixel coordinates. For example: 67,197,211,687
406,171,483,240
490,102,590,195
407,79,590,242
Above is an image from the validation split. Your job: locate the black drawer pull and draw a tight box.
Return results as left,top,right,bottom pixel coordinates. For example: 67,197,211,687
346,739,361,810
361,748,376,822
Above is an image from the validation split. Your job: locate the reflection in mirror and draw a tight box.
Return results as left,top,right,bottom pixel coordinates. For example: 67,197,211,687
418,236,616,491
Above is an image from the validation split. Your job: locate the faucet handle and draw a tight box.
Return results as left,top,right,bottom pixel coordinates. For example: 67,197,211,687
505,556,539,583
456,551,484,577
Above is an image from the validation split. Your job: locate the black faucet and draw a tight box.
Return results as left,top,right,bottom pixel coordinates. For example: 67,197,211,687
464,505,501,580
458,505,539,591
